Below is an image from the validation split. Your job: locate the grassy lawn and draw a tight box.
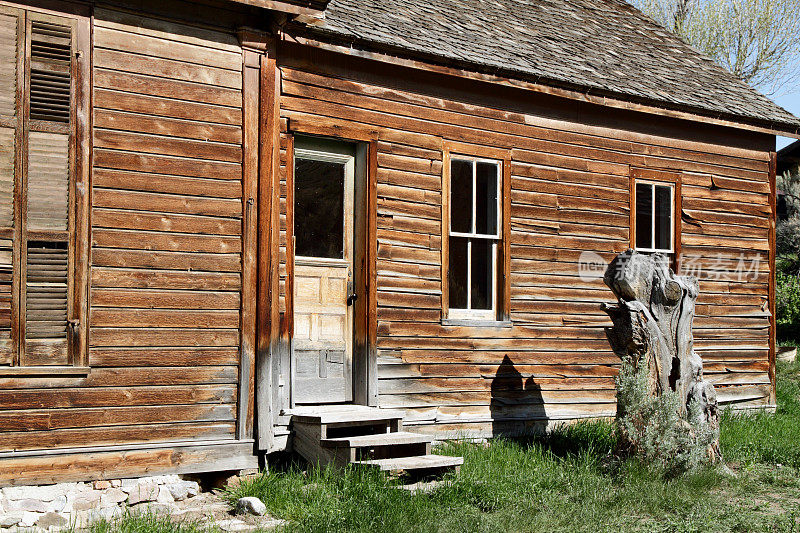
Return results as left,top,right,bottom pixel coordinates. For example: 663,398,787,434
99,358,800,532
221,359,800,533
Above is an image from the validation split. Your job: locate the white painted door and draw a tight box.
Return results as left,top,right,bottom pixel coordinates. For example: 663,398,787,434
292,140,355,404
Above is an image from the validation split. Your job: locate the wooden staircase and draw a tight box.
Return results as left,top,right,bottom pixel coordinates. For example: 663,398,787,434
288,405,463,475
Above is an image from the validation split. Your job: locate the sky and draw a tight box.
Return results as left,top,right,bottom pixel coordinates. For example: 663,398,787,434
772,92,799,151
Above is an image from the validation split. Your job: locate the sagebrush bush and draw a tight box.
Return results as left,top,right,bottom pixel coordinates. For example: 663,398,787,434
777,272,800,326
615,355,718,474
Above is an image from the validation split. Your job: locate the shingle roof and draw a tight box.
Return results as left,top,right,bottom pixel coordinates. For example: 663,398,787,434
300,0,800,133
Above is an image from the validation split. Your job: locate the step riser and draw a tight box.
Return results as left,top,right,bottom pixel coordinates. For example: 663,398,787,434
353,442,431,461
325,421,400,439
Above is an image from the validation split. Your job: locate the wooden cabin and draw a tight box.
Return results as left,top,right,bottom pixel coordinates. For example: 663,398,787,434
0,0,798,486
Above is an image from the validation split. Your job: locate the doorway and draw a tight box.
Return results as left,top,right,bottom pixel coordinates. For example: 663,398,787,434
291,137,358,405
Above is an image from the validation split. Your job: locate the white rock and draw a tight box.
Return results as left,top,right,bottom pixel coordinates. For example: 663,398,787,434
46,495,67,513
235,497,266,517
156,486,174,504
166,481,199,501
100,488,128,507
216,518,257,532
19,511,39,527
109,480,122,488
166,483,189,501
70,491,101,512
132,475,181,486
119,479,140,491
6,499,48,513
126,484,159,505
0,512,23,528
185,481,200,498
3,483,85,503
78,505,123,526
155,475,181,485
36,512,68,529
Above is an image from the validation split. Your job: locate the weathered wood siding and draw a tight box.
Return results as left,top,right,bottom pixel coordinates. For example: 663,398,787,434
0,4,249,466
277,46,773,439
89,7,244,443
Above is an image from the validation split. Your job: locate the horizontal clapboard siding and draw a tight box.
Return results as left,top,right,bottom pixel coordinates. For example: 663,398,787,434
277,58,773,439
86,8,243,449
0,7,245,453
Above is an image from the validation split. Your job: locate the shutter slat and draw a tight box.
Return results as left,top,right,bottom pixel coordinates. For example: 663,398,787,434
29,20,71,123
0,127,14,228
25,242,68,366
0,238,11,365
0,13,17,118
27,131,69,231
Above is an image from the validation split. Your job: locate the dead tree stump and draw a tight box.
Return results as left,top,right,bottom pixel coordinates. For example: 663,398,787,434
602,250,720,462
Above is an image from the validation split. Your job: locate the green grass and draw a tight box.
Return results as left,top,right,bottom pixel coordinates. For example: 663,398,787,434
86,510,217,533
220,360,800,533
94,361,800,532
224,437,800,533
721,359,800,468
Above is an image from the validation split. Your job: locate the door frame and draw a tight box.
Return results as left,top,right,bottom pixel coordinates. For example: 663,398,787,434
285,130,379,408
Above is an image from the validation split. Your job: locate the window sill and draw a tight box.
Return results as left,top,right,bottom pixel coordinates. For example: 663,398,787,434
441,318,512,328
0,366,90,376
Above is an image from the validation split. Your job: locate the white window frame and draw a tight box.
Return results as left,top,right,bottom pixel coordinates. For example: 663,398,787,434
635,180,675,254
447,156,502,321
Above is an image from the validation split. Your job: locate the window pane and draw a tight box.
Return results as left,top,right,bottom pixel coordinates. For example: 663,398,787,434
471,239,493,311
635,183,652,249
476,162,498,236
448,236,468,309
654,185,672,251
295,158,345,259
450,159,473,233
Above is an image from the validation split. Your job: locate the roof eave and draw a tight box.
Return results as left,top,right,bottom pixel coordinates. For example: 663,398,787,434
286,27,800,139
225,0,330,16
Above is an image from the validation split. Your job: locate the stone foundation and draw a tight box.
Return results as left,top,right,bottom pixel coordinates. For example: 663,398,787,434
0,475,201,530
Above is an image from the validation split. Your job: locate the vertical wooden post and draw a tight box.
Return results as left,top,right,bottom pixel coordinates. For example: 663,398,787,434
256,48,282,451
673,176,682,275
74,15,91,368
239,48,260,441
366,140,379,405
501,156,511,322
768,151,777,406
282,134,295,408
440,147,450,320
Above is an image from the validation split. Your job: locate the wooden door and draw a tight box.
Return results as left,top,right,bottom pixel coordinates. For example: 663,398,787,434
292,141,355,404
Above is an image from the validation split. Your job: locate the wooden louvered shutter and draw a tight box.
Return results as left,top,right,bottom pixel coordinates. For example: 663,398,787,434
21,14,74,366
0,8,20,367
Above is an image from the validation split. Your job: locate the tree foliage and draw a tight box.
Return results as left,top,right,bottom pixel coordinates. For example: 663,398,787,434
629,0,800,95
778,170,800,274
777,168,800,334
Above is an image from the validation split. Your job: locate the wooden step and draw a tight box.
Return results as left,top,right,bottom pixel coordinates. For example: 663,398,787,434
359,454,464,473
321,431,433,449
288,405,404,426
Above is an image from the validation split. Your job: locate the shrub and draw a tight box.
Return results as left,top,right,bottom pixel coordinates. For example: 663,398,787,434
615,355,718,475
777,272,800,326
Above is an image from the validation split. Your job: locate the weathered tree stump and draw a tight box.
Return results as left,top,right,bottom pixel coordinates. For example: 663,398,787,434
602,249,720,462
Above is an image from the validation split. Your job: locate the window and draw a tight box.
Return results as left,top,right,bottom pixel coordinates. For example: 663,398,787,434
634,181,674,253
0,6,87,369
294,156,348,260
446,156,502,320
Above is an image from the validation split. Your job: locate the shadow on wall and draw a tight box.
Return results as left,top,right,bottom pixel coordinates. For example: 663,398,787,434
490,355,545,437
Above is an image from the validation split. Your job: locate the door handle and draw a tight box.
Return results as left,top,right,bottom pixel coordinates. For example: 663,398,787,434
347,292,358,306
